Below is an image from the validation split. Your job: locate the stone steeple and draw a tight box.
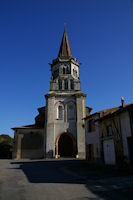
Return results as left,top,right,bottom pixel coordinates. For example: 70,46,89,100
45,30,86,159
58,30,72,58
50,30,81,92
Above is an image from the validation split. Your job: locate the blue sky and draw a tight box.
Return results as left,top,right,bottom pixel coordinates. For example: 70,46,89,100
0,0,133,137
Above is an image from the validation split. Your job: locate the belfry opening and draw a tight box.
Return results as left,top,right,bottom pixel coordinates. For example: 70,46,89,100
56,133,76,157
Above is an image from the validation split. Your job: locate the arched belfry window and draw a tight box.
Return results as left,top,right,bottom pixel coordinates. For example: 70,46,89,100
58,106,63,119
53,69,59,79
67,66,70,74
58,79,62,90
63,67,66,74
70,80,74,90
63,66,70,74
64,80,68,90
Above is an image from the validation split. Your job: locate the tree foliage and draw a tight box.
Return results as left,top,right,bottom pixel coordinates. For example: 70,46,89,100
0,134,13,158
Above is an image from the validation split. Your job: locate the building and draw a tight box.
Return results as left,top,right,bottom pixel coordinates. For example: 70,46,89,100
84,98,133,166
84,112,100,161
99,99,133,165
84,107,119,161
12,30,91,159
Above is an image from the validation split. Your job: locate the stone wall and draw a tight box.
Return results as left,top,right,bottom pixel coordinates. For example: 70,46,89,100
45,93,86,158
13,129,44,159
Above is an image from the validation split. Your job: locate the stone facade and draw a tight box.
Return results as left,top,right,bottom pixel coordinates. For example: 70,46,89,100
12,30,90,159
44,92,86,158
13,128,44,159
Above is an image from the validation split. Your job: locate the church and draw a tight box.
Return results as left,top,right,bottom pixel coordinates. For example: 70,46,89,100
12,30,91,159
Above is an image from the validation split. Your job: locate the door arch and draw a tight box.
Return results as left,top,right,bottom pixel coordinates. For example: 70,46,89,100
56,132,76,157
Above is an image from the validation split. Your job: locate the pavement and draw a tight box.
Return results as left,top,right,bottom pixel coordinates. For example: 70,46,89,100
0,159,133,200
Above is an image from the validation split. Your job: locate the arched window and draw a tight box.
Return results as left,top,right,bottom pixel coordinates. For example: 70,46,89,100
63,67,66,74
70,80,74,90
67,66,70,74
64,80,68,90
58,106,63,119
58,79,62,90
53,69,59,79
67,103,75,120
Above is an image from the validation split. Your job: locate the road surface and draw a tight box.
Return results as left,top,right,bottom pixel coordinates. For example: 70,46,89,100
0,159,133,200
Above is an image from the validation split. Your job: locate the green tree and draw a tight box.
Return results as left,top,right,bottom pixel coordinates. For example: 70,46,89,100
0,135,13,158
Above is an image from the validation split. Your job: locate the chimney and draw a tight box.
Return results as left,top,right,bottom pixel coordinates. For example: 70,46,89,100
121,97,124,107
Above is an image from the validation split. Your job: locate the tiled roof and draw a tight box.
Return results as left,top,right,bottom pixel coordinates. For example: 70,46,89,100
11,124,43,130
84,107,119,120
84,103,133,121
98,103,133,121
99,107,120,118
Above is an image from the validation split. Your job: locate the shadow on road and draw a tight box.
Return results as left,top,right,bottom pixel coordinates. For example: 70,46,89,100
85,181,133,200
10,159,133,200
10,159,86,184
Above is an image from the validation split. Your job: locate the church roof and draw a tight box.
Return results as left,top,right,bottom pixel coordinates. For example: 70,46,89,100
11,124,43,130
58,30,72,58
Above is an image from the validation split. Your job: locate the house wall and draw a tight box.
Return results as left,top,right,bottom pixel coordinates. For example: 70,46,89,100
99,115,123,164
85,115,100,160
13,129,44,159
99,110,133,164
120,111,132,159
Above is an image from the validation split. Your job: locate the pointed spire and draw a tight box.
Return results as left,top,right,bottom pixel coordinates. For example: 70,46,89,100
58,30,72,58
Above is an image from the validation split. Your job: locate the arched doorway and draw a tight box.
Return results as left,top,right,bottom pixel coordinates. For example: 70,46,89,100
56,132,76,157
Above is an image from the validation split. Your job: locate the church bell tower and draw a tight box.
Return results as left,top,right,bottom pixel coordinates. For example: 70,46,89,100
50,30,81,92
44,30,86,158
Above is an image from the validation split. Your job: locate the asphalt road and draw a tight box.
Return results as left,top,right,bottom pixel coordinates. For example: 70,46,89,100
0,159,133,200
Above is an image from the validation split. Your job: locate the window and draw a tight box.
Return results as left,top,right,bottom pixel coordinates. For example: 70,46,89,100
107,125,112,136
58,106,63,119
88,119,95,132
58,79,62,90
30,132,33,139
67,104,75,120
64,80,68,90
53,69,59,79
66,66,70,74
70,80,74,89
63,67,66,74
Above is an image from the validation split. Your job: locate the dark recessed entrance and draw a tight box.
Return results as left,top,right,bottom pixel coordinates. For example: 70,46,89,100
58,134,73,157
